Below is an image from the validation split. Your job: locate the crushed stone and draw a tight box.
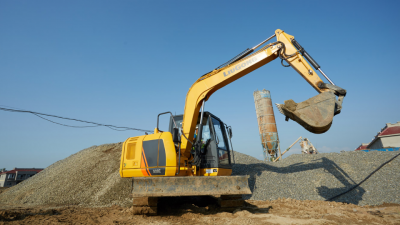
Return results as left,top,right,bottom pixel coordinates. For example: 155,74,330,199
0,143,398,207
232,150,400,206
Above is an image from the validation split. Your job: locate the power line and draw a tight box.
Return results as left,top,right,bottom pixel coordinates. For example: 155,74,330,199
33,114,101,128
0,106,153,133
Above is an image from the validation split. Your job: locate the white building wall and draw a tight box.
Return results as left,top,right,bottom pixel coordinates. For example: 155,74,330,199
0,174,5,187
381,135,400,148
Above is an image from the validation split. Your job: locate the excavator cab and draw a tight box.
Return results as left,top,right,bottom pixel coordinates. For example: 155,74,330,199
169,112,233,176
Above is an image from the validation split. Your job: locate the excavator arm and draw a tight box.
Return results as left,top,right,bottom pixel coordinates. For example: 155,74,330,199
180,29,346,156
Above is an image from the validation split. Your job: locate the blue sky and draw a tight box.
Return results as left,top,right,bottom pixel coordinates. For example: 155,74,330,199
1,0,399,169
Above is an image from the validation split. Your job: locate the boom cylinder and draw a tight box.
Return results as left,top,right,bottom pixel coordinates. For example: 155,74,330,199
291,39,335,85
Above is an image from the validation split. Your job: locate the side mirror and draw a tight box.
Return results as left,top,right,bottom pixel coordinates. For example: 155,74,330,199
227,127,233,139
172,128,180,143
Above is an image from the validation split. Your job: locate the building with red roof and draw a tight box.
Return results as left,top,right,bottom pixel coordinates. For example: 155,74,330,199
356,122,400,150
0,168,43,187
355,143,370,151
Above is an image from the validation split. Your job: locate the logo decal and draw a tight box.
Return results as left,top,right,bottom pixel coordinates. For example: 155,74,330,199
152,169,161,174
223,56,258,77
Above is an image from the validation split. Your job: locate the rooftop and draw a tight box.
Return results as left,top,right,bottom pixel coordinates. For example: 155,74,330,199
355,143,369,151
0,168,43,175
366,121,400,149
378,126,400,137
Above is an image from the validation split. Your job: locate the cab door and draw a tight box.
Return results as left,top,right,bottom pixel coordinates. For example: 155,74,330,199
210,116,231,167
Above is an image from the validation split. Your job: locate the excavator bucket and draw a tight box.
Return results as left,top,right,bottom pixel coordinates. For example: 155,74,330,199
276,91,337,134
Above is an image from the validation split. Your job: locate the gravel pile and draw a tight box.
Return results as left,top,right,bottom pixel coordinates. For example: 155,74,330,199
232,150,400,206
0,143,133,207
0,143,398,207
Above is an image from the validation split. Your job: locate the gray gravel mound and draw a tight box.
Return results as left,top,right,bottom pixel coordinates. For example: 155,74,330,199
0,143,133,207
0,143,398,207
232,150,400,206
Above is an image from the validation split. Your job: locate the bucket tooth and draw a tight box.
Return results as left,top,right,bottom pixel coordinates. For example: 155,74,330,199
277,91,337,134
275,103,285,115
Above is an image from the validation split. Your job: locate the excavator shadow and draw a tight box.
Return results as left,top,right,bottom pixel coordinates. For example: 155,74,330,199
157,196,218,216
232,157,366,205
156,196,268,216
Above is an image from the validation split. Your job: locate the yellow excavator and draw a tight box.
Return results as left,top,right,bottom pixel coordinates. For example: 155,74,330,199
120,29,346,198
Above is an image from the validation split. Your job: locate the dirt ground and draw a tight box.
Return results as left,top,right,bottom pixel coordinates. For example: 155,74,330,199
1,197,399,225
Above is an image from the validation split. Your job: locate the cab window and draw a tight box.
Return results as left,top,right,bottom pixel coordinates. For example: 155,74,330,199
211,117,230,165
